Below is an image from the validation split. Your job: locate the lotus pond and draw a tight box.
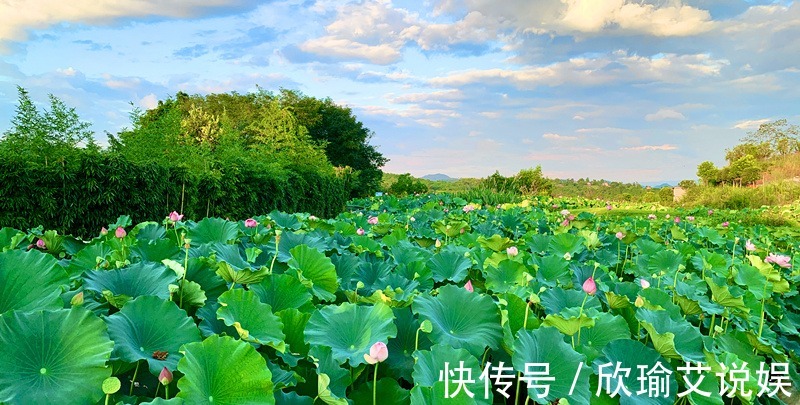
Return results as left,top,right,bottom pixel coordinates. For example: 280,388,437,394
0,194,799,404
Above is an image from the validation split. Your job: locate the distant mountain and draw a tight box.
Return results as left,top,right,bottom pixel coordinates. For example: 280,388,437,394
639,180,680,188
422,173,457,182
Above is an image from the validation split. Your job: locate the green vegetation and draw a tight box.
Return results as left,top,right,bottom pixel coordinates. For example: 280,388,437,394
1,195,798,403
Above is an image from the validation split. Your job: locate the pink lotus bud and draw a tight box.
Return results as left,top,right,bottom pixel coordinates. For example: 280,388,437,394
640,279,651,289
36,239,46,249
745,240,756,252
647,214,656,220
168,211,183,222
159,367,173,385
368,216,379,225
464,280,474,292
364,342,388,364
582,277,597,295
462,205,474,213
674,217,681,224
506,246,518,257
615,232,624,240
115,227,126,238
721,221,729,227
244,218,258,228
560,219,569,227
101,227,108,235
708,210,714,215
356,227,365,236
686,216,695,221
606,204,613,210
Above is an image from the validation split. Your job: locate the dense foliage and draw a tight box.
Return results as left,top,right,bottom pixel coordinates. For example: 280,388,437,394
1,195,798,404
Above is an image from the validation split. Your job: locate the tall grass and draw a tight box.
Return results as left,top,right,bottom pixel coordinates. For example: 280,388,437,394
680,181,800,209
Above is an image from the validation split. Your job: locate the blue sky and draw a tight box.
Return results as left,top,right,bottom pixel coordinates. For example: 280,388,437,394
1,0,798,182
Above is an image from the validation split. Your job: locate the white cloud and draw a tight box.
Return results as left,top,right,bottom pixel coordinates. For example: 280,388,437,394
621,144,678,151
138,93,159,110
359,104,461,128
0,0,238,50
390,89,463,104
733,118,771,130
645,108,686,121
300,36,403,65
542,133,578,141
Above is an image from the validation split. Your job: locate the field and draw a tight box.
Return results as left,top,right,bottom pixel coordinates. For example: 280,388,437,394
1,194,799,404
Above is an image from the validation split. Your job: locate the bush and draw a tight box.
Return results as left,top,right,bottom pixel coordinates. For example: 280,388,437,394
0,151,347,237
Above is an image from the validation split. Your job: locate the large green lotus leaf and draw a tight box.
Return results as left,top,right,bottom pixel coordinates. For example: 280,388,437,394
105,295,202,375
187,218,239,246
548,232,585,257
185,258,227,302
411,344,492,404
747,255,790,293
476,234,513,252
0,249,68,315
83,262,175,303
637,288,683,319
512,327,591,404
576,311,630,362
705,277,749,312
0,227,24,251
132,238,180,263
213,243,269,285
592,339,677,405
351,378,410,405
66,242,113,276
196,302,238,338
251,273,313,312
0,308,114,404
412,284,503,357
177,335,275,405
543,307,595,336
648,250,683,275
278,308,311,358
309,345,350,405
484,260,527,294
288,244,339,302
276,391,315,405
533,255,571,287
387,307,431,382
539,287,601,315
270,210,302,230
503,293,540,336
305,302,397,367
733,264,768,299
217,289,286,352
690,250,730,279
427,250,472,283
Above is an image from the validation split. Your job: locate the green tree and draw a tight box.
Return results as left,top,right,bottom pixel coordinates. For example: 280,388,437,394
725,142,772,163
742,119,800,156
1,86,95,164
389,173,428,196
678,179,696,188
696,161,719,186
728,154,762,185
513,166,552,196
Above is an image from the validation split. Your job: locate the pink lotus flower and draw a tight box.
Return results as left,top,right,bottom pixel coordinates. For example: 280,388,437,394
687,216,695,221
168,211,183,222
745,240,756,252
674,217,681,224
647,214,656,220
721,221,729,227
606,204,613,210
640,279,651,289
462,205,474,213
568,214,576,221
364,342,389,364
464,280,474,292
506,246,519,257
159,367,173,385
244,218,258,228
368,216,379,225
560,209,570,216
708,210,714,215
765,253,792,268
115,227,126,238
101,227,108,235
560,219,570,227
356,227,365,236
582,277,597,295
36,239,46,249
615,231,625,240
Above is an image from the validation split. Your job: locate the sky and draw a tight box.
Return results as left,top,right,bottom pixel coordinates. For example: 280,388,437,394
0,0,799,183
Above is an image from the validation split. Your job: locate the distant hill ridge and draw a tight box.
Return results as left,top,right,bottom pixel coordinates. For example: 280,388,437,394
421,173,457,182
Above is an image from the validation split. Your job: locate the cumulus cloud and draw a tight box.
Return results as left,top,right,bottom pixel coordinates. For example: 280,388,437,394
733,118,771,130
0,0,242,51
645,108,686,121
621,144,678,151
138,93,159,110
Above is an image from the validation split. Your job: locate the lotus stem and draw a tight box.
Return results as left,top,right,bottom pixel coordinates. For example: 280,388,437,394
154,383,160,398
129,361,140,396
575,292,589,347
268,230,281,274
758,283,768,338
179,234,189,308
105,394,110,405
165,385,170,400
372,362,379,405
709,313,716,337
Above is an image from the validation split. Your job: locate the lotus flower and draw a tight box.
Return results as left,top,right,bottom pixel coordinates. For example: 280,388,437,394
674,216,681,224
434,239,442,248
168,211,183,222
745,240,756,252
115,227,126,238
364,342,389,364
244,218,258,228
708,210,714,215
70,291,84,306
647,214,656,220
309,215,318,221
765,253,792,268
506,246,519,257
357,227,365,236
409,217,416,222
159,367,173,385
721,221,729,227
687,216,695,221
368,216,379,225
563,252,572,261
635,296,645,307
560,209,570,216
462,205,474,213
101,227,108,235
464,280,474,292
615,232,624,240
582,277,597,295
606,204,613,210
36,239,46,249
568,214,576,221
560,219,570,227
665,214,670,219
640,279,651,289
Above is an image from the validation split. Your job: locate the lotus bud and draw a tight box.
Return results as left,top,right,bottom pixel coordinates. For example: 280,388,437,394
563,252,572,261
409,217,415,222
368,216,379,225
357,227,365,236
464,280,474,292
309,215,318,221
159,367,173,385
615,232,624,240
168,211,183,222
244,218,258,228
36,239,46,249
634,296,645,307
745,240,756,252
101,227,108,235
435,239,442,248
363,342,389,364
115,227,126,238
506,246,519,257
70,291,84,306
582,277,597,295
640,279,650,289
